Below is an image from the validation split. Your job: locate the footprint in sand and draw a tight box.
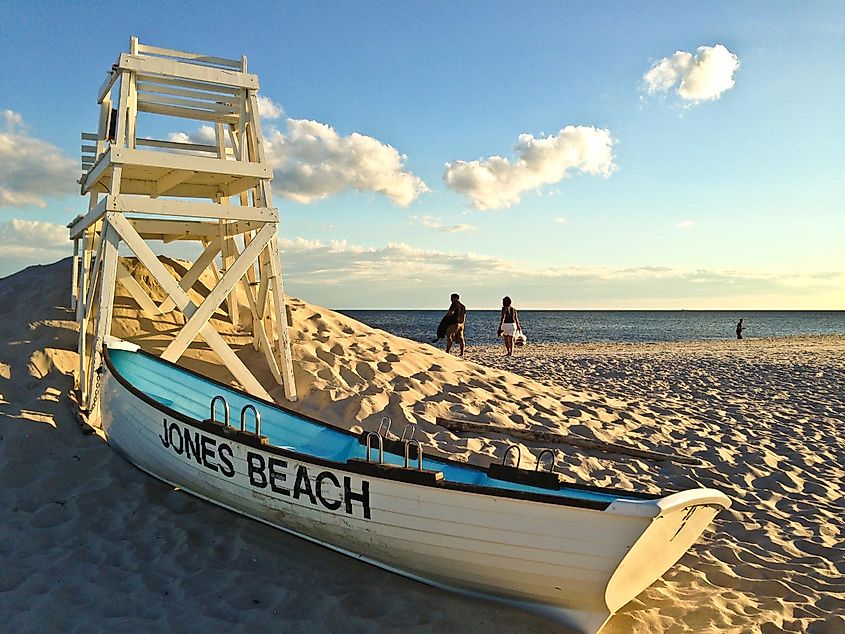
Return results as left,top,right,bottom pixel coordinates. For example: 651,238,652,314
356,362,375,381
377,362,392,373
330,343,344,356
384,353,400,362
30,502,70,529
569,424,596,438
315,348,335,366
339,366,363,388
533,402,558,417
392,377,411,392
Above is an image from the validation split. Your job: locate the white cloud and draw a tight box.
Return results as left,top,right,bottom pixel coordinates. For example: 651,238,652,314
643,44,740,104
554,217,567,224
282,237,371,255
0,219,71,277
279,238,507,289
443,125,615,210
0,111,77,208
167,96,284,145
411,215,478,233
0,218,68,248
168,100,427,207
276,235,845,309
256,95,283,120
266,118,428,207
676,220,695,229
0,191,50,207
0,219,69,275
167,125,217,146
280,236,326,252
2,110,24,129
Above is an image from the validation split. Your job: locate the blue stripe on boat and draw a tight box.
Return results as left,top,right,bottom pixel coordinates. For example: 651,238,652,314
109,348,634,505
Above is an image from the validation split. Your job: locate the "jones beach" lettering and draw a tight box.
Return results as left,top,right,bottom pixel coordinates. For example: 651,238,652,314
158,418,371,519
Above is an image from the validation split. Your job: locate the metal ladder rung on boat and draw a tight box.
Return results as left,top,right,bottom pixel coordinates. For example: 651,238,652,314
365,416,425,471
487,445,562,491
209,395,268,445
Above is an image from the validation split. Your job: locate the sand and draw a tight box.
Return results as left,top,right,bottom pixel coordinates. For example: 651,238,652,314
1,257,843,633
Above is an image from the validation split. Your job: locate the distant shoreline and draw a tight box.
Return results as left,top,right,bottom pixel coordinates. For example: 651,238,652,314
337,308,845,313
465,332,845,355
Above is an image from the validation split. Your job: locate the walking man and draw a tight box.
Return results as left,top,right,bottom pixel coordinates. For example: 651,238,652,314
443,293,466,356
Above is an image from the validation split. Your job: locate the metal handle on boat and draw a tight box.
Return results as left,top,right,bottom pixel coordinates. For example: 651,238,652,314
210,395,230,427
240,404,260,436
400,423,416,442
378,416,392,438
366,432,384,464
404,439,423,470
536,449,556,473
503,445,522,468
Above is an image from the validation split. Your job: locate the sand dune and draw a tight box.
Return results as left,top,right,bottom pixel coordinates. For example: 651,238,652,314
1,258,843,632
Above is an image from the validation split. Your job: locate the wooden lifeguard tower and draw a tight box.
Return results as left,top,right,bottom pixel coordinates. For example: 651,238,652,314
70,37,297,415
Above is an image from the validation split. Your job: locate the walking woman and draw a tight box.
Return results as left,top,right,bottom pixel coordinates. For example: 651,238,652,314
497,296,522,356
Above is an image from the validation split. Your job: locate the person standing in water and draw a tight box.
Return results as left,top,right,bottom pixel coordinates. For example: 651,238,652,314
497,296,522,356
736,318,745,340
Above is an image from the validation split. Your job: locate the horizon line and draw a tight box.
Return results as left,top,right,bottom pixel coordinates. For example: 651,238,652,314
334,307,845,312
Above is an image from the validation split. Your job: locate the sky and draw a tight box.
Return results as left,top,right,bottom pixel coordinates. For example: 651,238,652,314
0,1,843,309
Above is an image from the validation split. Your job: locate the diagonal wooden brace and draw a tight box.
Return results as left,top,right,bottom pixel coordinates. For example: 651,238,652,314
117,261,161,315
158,238,221,314
162,222,275,362
108,213,271,400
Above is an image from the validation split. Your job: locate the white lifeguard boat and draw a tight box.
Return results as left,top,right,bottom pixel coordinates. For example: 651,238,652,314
96,339,729,633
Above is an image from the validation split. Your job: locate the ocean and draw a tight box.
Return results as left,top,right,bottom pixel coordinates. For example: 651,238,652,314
337,310,845,346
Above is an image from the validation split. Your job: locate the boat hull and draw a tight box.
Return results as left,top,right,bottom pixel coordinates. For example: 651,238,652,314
97,348,729,633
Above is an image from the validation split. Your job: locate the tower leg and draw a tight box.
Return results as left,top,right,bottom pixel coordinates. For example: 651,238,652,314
267,235,297,401
85,221,119,414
